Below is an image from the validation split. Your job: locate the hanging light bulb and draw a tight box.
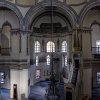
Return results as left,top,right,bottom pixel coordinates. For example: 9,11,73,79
45,0,60,100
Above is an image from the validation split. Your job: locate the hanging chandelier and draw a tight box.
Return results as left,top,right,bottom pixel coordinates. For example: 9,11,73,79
45,0,61,100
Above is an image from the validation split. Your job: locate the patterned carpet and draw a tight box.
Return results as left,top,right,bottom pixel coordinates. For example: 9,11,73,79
1,88,11,100
0,81,64,100
28,81,64,100
1,87,100,100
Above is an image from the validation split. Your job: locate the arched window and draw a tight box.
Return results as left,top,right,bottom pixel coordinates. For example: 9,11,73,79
0,72,4,83
36,56,39,66
47,55,50,65
47,41,55,52
35,41,40,53
62,41,67,52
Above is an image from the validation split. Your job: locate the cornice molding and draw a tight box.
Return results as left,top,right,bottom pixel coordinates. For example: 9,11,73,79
83,59,100,68
0,59,29,69
10,64,29,70
10,29,30,35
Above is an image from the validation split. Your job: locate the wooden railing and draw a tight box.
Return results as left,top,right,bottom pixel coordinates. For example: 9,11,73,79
0,47,10,55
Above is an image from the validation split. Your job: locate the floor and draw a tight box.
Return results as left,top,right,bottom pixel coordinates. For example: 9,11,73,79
1,88,11,100
91,88,100,100
29,81,64,100
0,81,64,100
1,83,100,100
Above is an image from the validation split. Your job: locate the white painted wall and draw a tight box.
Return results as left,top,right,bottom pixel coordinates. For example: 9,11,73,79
29,65,34,85
10,69,20,99
29,63,50,85
16,0,36,5
66,0,86,4
82,33,92,59
0,10,19,28
20,69,28,98
11,34,20,59
20,34,27,59
10,69,28,100
83,68,92,98
83,10,100,27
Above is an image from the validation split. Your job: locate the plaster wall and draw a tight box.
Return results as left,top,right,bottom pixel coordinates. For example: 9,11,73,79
83,68,92,98
10,69,28,100
83,10,100,27
10,69,20,99
82,33,92,59
11,34,19,59
0,10,19,28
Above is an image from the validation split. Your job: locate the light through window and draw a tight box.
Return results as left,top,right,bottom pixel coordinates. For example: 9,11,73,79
0,73,4,83
35,41,40,53
36,56,39,66
62,41,67,52
96,41,100,52
47,55,50,65
36,69,41,79
97,72,100,84
47,41,55,52
65,55,67,66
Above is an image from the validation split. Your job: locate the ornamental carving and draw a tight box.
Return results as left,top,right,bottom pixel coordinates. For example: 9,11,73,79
33,23,68,34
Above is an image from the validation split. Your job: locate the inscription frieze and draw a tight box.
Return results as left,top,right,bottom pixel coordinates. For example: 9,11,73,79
33,23,68,34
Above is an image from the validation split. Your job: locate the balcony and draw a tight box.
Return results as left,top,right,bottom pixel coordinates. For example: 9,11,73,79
0,47,10,55
92,47,100,58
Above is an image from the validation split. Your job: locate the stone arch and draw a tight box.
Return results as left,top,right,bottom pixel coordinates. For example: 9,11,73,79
79,0,100,27
2,21,12,29
0,1,23,28
24,0,77,29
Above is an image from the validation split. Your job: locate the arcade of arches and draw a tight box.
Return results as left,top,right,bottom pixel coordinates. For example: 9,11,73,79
0,0,100,100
